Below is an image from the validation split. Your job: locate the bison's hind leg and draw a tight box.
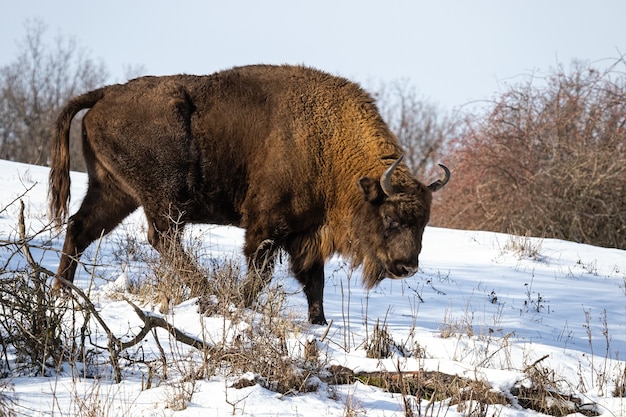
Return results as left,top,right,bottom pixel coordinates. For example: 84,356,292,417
241,239,278,307
145,212,209,304
55,181,137,289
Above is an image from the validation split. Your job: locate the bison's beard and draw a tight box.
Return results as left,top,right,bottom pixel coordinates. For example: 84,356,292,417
361,256,387,290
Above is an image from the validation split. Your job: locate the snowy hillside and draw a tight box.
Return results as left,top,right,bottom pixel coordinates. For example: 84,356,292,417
0,159,624,416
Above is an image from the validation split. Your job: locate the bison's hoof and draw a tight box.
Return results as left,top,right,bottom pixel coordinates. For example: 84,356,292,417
309,315,328,326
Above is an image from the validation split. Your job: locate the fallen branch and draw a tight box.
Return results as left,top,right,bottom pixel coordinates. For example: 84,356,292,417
121,296,216,353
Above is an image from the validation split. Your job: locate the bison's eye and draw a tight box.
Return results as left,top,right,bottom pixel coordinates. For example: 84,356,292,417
383,216,400,237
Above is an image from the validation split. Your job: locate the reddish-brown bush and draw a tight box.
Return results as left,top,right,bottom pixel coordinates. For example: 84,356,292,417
433,61,626,249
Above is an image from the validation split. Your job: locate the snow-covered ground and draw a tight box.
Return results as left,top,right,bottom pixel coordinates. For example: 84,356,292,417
1,159,624,416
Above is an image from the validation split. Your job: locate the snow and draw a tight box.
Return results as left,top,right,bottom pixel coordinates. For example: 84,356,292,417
1,158,625,416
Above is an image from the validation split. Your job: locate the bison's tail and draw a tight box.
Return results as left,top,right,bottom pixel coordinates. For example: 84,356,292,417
49,87,106,227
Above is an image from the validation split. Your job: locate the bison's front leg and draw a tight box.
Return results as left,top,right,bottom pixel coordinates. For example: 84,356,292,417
296,261,327,325
286,235,327,325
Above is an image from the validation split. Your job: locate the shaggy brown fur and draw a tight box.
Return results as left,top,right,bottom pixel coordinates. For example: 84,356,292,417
49,64,449,324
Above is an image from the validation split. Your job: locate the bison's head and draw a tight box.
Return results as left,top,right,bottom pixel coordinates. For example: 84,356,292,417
354,156,450,289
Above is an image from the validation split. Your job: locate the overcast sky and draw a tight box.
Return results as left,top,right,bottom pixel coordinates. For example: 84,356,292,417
2,0,625,110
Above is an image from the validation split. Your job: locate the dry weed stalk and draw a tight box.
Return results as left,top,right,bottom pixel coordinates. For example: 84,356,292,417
366,318,394,359
613,365,626,397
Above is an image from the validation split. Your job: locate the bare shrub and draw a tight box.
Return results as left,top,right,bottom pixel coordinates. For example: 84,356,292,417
434,60,626,249
0,269,67,376
0,200,96,378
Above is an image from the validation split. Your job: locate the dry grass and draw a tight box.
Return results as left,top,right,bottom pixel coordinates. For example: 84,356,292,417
501,233,543,261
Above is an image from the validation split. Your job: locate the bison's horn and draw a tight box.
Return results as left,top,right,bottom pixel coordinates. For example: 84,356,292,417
380,156,404,197
427,164,451,192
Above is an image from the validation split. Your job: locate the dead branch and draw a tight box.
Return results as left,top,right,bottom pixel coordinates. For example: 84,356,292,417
121,296,216,353
2,183,36,217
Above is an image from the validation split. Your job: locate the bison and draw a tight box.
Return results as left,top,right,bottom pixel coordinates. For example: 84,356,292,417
49,64,449,325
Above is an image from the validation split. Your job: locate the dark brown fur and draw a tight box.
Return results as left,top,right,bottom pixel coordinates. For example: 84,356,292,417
49,64,448,324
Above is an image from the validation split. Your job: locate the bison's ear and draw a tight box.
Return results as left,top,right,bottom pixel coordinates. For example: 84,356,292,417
358,177,384,203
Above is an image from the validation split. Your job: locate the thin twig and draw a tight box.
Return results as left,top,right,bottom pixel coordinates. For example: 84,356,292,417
18,200,55,277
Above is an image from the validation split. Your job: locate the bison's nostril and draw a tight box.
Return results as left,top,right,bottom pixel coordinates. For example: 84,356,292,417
394,262,418,277
402,265,415,276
